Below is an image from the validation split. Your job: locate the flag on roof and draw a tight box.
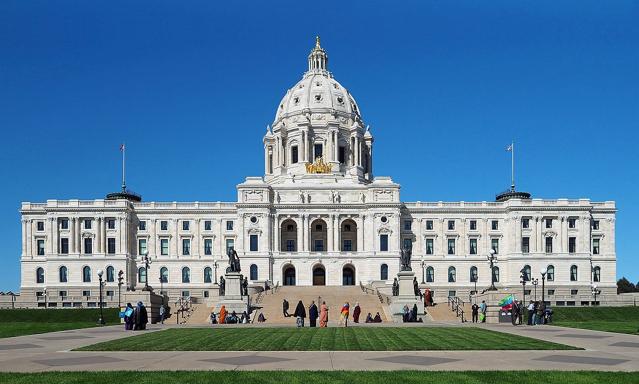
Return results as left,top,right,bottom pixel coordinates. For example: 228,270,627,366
506,143,513,152
120,143,125,152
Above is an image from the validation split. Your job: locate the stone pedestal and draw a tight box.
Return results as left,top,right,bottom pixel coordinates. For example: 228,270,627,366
215,272,249,316
389,270,425,323
123,290,164,324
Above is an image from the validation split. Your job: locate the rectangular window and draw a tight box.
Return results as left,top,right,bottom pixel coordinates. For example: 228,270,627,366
226,239,234,254
138,238,147,255
338,146,346,163
286,239,295,252
447,239,455,255
250,234,258,252
138,221,146,231
314,143,323,159
226,221,234,231
181,291,190,298
160,239,169,255
107,219,115,230
403,238,412,250
84,238,92,254
447,220,455,230
491,238,499,254
37,239,45,255
182,239,191,255
291,145,298,164
380,234,389,252
37,221,44,231
522,218,530,229
545,218,553,228
593,239,600,255
545,237,553,253
107,238,116,254
60,218,69,230
569,237,576,254
59,291,67,298
522,237,530,253
106,290,114,297
314,239,324,252
204,220,212,231
547,289,555,296
571,289,578,296
425,238,434,255
469,220,477,230
592,220,600,230
160,221,168,231
469,238,477,254
426,220,433,230
60,238,69,254
491,220,499,230
84,219,92,229
343,239,352,252
568,218,576,229
182,221,190,231
204,239,212,255
82,290,91,297
403,220,412,231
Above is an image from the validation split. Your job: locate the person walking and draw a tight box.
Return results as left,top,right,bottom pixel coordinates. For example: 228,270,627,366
210,311,217,325
219,305,227,324
531,301,539,325
159,304,166,324
339,302,350,327
294,300,306,327
282,299,290,318
123,303,135,330
471,302,479,323
134,301,148,330
479,300,487,323
309,301,319,327
352,302,361,323
319,301,329,327
527,301,534,325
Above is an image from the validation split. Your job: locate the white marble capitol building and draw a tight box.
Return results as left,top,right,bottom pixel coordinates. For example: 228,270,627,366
18,38,617,308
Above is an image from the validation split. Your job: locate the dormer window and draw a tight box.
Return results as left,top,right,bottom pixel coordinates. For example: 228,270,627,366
337,96,344,104
293,96,300,104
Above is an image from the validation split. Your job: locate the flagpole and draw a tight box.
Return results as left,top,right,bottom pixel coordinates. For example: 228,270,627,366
121,143,126,192
511,140,515,192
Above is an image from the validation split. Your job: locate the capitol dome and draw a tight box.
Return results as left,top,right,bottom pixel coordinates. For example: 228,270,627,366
273,37,362,125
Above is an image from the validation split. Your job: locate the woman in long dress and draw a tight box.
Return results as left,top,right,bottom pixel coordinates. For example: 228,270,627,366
219,305,227,324
319,301,329,327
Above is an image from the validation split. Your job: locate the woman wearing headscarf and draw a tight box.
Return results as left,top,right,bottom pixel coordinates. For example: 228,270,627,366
294,300,306,327
352,302,361,323
410,304,418,322
219,305,227,324
319,301,329,327
124,303,135,330
339,302,350,327
308,301,319,327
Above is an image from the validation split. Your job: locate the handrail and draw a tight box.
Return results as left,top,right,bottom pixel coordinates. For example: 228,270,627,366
447,296,466,323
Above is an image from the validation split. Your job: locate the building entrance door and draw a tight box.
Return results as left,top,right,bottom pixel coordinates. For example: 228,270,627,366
284,266,296,286
313,266,326,286
342,266,355,286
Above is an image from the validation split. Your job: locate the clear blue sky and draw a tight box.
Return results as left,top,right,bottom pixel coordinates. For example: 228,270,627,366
0,1,637,291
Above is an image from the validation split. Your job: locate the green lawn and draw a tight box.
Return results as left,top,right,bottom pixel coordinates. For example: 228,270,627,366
0,371,637,384
552,306,639,335
78,327,576,351
0,308,120,338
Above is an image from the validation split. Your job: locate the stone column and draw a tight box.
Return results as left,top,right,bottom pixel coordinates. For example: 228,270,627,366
264,146,269,174
21,219,27,256
52,217,59,254
334,215,340,251
356,217,363,252
536,217,542,253
96,217,102,253
515,217,521,253
333,131,338,162
327,215,334,252
302,215,308,252
460,219,466,255
274,215,280,252
195,219,201,257
296,216,303,253
26,219,32,257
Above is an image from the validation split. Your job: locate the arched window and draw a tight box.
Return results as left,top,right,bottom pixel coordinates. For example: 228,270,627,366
36,267,45,284
204,267,213,283
522,265,531,281
160,267,168,283
138,267,147,284
546,265,555,282
83,266,91,282
593,266,601,282
448,266,456,283
492,266,500,282
470,266,478,283
59,266,68,283
380,264,388,280
182,267,191,283
570,265,578,281
250,264,258,280
426,266,434,283
106,266,115,282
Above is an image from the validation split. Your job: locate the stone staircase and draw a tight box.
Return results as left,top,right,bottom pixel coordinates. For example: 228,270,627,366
182,303,213,325
252,286,390,325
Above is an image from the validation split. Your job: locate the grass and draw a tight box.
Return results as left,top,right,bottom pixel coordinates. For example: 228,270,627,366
551,306,639,335
0,371,637,384
77,327,577,351
0,308,120,338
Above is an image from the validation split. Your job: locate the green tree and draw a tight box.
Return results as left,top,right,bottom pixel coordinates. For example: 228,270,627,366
617,277,636,294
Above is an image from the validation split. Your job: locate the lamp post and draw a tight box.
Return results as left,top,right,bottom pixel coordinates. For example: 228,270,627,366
487,249,497,291
43,287,48,308
214,261,218,284
97,269,105,325
532,278,539,302
10,292,15,309
421,260,425,284
117,270,124,308
142,251,153,291
159,275,165,306
591,283,600,306
519,269,527,307
540,268,547,305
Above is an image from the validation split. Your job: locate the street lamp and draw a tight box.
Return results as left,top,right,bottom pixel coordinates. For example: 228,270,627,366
421,260,425,284
540,268,547,305
117,270,124,308
142,251,153,292
591,283,600,306
214,261,218,284
532,278,539,302
43,287,48,308
486,249,497,291
159,274,165,306
519,269,527,306
97,269,105,325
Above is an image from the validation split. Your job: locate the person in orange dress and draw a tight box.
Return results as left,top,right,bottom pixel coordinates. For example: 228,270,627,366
319,301,329,327
219,305,227,324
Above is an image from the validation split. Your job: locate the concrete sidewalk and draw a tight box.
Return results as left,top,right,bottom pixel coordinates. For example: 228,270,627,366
0,323,638,372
